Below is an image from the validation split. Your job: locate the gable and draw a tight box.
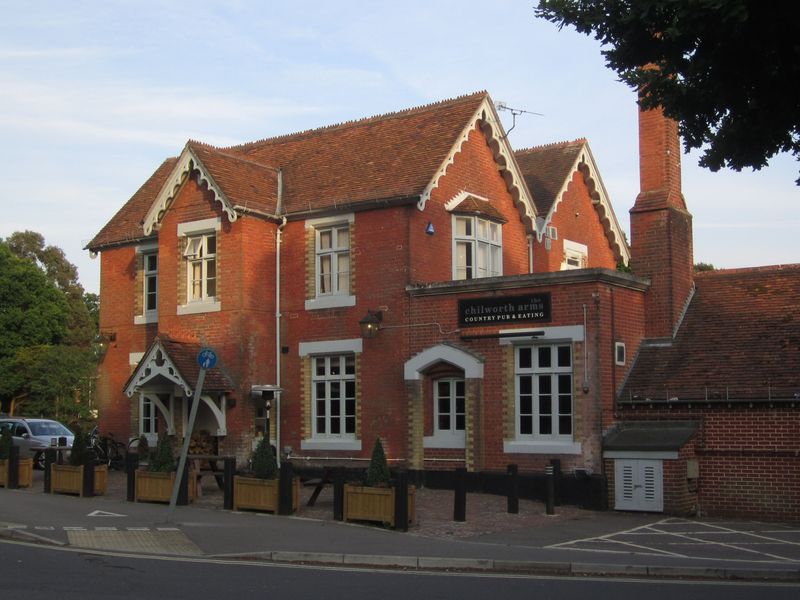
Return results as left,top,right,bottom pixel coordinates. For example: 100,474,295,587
142,142,282,236
419,95,537,234
516,141,629,265
124,335,233,398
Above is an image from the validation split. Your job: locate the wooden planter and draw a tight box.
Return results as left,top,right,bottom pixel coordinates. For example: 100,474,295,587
0,457,34,488
233,475,300,513
344,484,416,527
50,463,108,496
134,469,197,503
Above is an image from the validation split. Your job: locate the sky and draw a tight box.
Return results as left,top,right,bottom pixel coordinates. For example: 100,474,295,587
1,1,797,294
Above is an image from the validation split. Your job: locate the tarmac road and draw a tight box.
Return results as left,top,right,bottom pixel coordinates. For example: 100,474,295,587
1,469,799,582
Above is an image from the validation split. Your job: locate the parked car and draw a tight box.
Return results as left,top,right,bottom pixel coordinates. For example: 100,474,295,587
0,418,74,469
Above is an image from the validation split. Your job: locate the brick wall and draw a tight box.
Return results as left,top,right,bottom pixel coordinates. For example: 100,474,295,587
615,405,800,520
533,169,620,273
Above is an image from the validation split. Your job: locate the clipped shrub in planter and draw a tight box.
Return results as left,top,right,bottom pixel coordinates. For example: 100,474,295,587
0,427,33,488
50,428,107,496
134,433,196,503
233,437,298,512
344,437,415,528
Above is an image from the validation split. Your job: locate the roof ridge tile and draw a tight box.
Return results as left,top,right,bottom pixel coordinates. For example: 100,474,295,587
221,91,488,151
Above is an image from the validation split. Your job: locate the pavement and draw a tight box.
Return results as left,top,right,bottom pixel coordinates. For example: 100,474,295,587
2,469,799,582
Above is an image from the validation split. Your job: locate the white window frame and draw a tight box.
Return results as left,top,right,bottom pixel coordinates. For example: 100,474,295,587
424,378,466,449
140,395,159,438
305,215,356,310
505,343,581,455
185,233,217,301
134,243,158,325
177,218,221,315
452,215,502,280
615,342,626,366
311,354,357,441
562,239,588,270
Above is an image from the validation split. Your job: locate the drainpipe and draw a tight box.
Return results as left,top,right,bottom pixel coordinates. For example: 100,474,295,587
275,169,286,457
527,234,534,273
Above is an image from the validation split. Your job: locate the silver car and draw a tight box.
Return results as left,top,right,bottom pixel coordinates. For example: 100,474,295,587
0,418,74,468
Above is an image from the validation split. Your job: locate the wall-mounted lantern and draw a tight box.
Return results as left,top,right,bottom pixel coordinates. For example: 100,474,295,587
359,310,383,339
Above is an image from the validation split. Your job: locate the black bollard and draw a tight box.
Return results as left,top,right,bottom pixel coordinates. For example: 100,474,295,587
126,452,139,502
333,467,345,521
550,458,561,506
394,470,409,531
545,464,555,515
82,449,95,498
44,449,56,493
453,467,467,522
507,464,519,514
7,446,20,489
278,460,294,515
223,457,235,510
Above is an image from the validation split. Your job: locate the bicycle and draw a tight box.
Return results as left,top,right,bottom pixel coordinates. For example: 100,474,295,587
88,427,127,470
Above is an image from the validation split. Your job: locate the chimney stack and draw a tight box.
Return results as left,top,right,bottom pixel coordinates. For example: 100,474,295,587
630,104,694,339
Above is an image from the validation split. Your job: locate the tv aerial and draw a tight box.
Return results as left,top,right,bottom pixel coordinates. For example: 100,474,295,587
496,101,543,136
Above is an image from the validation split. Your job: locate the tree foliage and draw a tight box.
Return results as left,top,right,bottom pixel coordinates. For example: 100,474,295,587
4,231,94,346
0,234,97,419
251,436,278,479
366,437,391,487
148,433,177,472
535,1,800,183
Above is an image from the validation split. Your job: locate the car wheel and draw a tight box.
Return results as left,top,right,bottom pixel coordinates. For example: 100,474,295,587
34,451,46,470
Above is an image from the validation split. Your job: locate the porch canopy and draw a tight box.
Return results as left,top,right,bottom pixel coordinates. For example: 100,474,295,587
124,334,234,436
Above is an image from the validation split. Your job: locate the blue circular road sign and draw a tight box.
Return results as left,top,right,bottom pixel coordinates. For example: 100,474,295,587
197,348,217,370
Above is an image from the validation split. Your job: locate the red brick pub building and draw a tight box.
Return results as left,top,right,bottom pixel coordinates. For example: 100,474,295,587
87,92,799,520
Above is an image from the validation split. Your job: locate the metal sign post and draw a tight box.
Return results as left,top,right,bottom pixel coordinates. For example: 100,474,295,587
168,348,217,514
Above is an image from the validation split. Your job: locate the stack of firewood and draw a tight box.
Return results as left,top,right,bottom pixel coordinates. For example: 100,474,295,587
188,430,215,456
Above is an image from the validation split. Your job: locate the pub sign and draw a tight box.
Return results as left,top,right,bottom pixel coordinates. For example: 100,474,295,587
458,293,551,327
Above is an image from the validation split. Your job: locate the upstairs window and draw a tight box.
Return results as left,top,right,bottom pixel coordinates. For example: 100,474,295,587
562,239,588,270
453,215,502,280
143,251,158,313
134,243,159,324
316,224,350,296
184,233,217,302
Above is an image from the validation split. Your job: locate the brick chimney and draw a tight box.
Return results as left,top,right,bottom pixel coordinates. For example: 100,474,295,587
629,104,694,339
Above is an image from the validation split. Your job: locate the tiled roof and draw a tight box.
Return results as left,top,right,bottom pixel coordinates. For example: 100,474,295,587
188,142,280,215
123,334,234,395
604,420,700,451
226,92,490,214
87,93,491,250
619,264,800,402
87,158,177,250
514,140,585,216
156,335,234,393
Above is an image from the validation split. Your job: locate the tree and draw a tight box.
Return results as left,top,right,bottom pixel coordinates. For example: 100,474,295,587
535,1,800,184
365,437,391,487
0,237,97,418
4,231,95,347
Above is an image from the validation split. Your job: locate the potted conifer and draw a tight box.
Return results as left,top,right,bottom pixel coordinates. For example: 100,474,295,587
0,427,33,487
343,437,415,527
233,437,299,512
50,428,107,496
134,433,196,503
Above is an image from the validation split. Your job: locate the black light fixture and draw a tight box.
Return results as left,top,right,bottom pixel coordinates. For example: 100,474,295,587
359,310,383,339
96,331,117,360
425,221,435,235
